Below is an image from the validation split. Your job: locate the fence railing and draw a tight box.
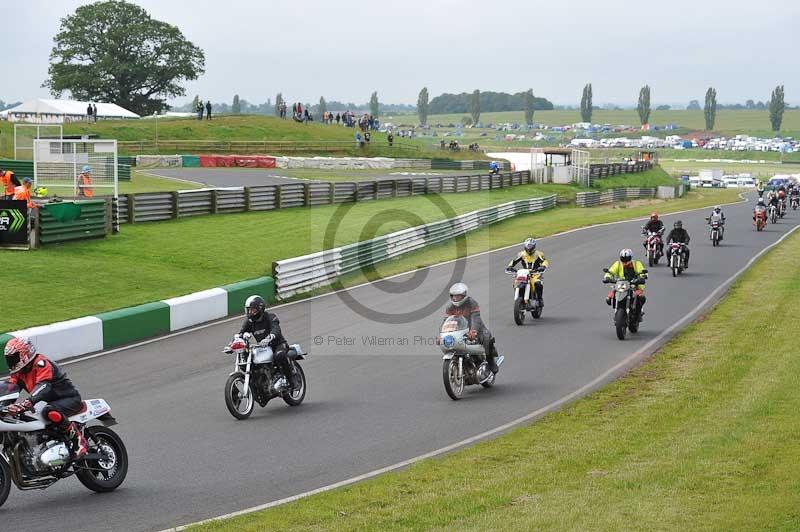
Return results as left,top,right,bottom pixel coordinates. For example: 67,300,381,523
33,199,112,247
117,139,423,156
116,171,532,224
272,194,558,298
575,187,658,207
589,161,653,179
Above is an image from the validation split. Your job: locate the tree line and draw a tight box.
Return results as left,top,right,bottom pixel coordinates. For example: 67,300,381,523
427,91,554,115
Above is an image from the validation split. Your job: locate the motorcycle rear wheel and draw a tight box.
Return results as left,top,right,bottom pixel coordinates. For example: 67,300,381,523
282,362,307,406
0,458,10,508
443,358,465,400
225,372,255,419
75,426,129,493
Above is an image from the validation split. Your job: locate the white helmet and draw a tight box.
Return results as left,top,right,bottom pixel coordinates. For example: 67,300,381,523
449,283,468,307
713,205,721,213
523,237,537,253
619,248,634,263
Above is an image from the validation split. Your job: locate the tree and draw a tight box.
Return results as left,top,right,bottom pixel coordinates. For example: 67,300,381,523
191,95,200,112
704,87,717,130
232,94,241,114
469,89,480,125
745,99,756,110
656,104,671,111
274,93,283,116
44,0,204,116
319,96,327,117
580,83,593,123
369,91,379,117
687,100,701,111
769,85,785,132
637,85,651,125
461,116,473,126
524,89,536,126
417,87,429,125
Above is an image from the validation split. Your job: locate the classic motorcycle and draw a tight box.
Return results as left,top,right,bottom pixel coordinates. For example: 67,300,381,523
779,198,787,218
603,268,647,340
642,228,664,266
0,393,128,508
223,333,307,419
439,315,504,400
791,196,799,210
769,204,778,224
707,218,722,247
668,242,688,277
507,266,545,325
754,208,767,231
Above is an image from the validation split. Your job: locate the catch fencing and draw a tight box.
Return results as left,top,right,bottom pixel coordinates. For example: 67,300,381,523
116,171,532,224
272,194,558,298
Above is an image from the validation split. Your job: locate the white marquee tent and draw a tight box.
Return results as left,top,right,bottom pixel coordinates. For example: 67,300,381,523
0,98,139,123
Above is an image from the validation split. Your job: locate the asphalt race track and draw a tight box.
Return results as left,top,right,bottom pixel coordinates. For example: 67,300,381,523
147,168,466,188
10,193,799,531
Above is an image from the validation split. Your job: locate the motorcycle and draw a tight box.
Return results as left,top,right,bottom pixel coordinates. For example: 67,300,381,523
779,198,787,218
223,333,308,420
769,204,778,224
603,268,647,341
0,393,128,508
754,208,767,231
706,218,722,247
791,196,799,210
507,266,545,325
668,242,688,277
439,315,504,400
642,228,663,266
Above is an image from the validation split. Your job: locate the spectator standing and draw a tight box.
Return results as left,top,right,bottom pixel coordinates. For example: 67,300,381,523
387,131,394,147
1,168,21,200
335,113,341,125
355,131,362,147
86,103,93,123
205,100,212,120
12,178,35,210
364,131,371,144
93,103,98,122
76,165,94,198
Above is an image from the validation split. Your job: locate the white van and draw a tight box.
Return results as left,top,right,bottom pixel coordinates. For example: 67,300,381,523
737,178,756,188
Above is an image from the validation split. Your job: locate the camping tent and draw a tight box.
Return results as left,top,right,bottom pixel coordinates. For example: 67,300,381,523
0,98,139,123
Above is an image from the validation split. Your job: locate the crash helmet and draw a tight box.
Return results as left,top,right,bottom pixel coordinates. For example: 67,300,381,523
619,248,634,266
244,295,266,320
4,337,36,374
523,237,537,253
713,205,721,214
650,212,659,221
757,197,765,205
449,283,468,307
674,220,683,229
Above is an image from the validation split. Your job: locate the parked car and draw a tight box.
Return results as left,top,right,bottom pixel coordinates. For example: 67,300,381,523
737,178,756,188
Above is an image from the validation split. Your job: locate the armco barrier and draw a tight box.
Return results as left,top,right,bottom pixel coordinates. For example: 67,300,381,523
575,187,658,207
272,194,558,298
0,276,276,371
37,199,110,245
117,171,533,224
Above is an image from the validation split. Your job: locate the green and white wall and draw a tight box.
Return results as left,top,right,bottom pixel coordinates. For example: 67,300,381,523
0,277,274,373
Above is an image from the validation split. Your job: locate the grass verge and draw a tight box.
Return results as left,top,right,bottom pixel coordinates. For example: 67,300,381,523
193,221,800,532
0,185,738,332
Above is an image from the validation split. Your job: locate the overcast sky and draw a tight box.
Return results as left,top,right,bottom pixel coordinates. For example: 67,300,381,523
1,0,797,107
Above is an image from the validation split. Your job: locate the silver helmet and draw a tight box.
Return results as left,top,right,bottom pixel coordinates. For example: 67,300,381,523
449,282,468,307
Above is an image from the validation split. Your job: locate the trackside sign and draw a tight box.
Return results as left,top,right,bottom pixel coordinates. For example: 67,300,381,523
0,200,28,246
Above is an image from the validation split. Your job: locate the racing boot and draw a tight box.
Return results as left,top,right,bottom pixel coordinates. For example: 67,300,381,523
487,341,500,374
67,422,89,459
286,363,301,390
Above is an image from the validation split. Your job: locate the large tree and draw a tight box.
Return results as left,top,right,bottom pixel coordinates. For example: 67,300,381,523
274,92,283,116
637,85,651,125
417,87,429,126
319,96,327,117
469,89,480,125
524,89,536,126
232,94,241,114
580,83,593,123
769,85,785,132
44,0,205,116
369,91,379,117
704,87,717,130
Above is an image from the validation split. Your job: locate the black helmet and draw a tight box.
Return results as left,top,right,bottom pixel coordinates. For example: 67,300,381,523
674,220,683,229
244,295,266,320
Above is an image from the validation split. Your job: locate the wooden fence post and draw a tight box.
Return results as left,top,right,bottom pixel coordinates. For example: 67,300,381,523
275,185,282,209
211,189,219,214
304,183,311,206
329,182,335,204
244,187,251,212
171,191,179,219
127,193,136,223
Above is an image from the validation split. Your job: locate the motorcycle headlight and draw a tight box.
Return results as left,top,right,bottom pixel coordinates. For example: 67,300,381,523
442,335,455,348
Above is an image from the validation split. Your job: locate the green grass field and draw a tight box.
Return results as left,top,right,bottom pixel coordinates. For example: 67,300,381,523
1,170,728,332
193,215,800,532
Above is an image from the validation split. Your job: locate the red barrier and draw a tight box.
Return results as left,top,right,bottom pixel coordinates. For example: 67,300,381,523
199,155,276,168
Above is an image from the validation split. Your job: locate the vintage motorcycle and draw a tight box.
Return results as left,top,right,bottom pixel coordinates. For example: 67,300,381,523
223,333,308,419
642,228,664,266
0,393,128,508
707,218,722,247
439,315,504,400
791,195,799,210
769,204,778,224
754,207,767,231
603,268,648,340
667,242,688,277
507,266,545,325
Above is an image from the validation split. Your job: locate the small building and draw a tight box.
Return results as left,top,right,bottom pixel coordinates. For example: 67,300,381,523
0,98,139,123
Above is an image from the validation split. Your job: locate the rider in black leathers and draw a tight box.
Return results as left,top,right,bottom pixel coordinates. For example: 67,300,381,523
238,295,299,388
665,220,691,267
642,212,665,257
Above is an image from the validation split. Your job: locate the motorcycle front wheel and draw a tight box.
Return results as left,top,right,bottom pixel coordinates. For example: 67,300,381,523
443,358,465,400
75,426,129,493
513,298,525,325
0,458,10,508
225,372,255,419
282,362,307,406
615,307,627,340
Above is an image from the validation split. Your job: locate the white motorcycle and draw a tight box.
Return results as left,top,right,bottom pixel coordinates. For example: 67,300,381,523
223,333,308,419
439,315,504,400
0,393,128,508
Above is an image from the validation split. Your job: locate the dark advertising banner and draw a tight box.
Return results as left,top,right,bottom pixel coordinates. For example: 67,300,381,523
0,200,28,246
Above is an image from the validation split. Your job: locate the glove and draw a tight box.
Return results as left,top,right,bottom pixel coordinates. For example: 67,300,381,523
259,334,275,347
466,329,478,341
505,267,516,274
7,399,32,416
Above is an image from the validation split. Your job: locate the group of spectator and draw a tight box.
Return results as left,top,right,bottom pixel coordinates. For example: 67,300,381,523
291,103,313,123
85,103,98,123
196,100,213,120
437,139,481,152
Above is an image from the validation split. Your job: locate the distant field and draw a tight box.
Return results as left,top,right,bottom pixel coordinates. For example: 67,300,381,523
389,109,800,136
